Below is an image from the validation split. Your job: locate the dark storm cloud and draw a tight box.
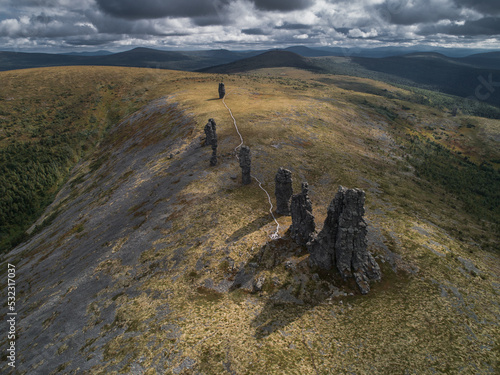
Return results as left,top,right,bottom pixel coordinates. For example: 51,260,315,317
65,36,117,46
95,0,314,22
453,0,500,15
419,17,500,36
31,13,55,24
95,0,231,20
83,8,191,36
6,0,63,6
253,0,313,12
335,28,350,35
375,0,461,26
242,28,267,35
275,23,311,30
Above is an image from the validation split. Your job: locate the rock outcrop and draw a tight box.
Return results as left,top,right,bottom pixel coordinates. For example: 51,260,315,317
238,146,251,185
308,186,381,294
275,167,293,216
289,182,315,245
218,82,225,99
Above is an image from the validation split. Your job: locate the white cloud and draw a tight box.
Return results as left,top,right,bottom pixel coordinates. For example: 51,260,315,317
348,28,378,38
0,19,22,37
75,22,97,32
0,0,499,51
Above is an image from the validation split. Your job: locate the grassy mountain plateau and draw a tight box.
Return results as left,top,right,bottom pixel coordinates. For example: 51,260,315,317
0,61,499,374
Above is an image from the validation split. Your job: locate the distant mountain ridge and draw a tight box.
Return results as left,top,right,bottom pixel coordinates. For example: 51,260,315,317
0,47,258,72
345,53,500,107
62,50,113,56
198,50,323,73
1,45,498,73
460,51,500,69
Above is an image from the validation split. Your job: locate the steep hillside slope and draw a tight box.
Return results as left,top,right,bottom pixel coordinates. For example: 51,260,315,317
0,66,184,253
461,51,500,69
314,53,500,111
1,67,499,374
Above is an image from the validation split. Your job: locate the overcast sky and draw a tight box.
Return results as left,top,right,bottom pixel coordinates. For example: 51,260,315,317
0,0,499,52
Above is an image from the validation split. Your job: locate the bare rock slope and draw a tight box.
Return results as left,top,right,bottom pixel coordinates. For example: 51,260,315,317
2,98,203,374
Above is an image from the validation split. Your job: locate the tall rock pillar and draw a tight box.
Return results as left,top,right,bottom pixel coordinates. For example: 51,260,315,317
308,186,381,294
289,182,315,245
218,83,225,99
239,146,251,185
275,167,293,216
204,119,218,166
204,118,216,147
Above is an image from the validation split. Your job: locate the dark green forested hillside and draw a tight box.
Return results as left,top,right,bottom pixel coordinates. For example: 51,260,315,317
0,66,163,252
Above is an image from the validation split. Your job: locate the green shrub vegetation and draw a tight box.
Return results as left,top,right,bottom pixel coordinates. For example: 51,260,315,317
403,135,500,224
314,56,500,119
0,66,158,253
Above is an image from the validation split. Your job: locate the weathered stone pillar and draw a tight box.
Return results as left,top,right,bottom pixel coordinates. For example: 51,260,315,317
275,167,293,216
289,182,315,245
204,118,216,147
239,146,251,185
204,119,217,166
218,82,225,99
308,186,381,294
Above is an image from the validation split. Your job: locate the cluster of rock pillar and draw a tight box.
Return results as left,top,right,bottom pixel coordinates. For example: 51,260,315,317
273,167,381,294
205,85,379,293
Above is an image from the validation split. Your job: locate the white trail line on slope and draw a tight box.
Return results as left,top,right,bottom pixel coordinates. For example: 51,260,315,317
222,93,280,240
